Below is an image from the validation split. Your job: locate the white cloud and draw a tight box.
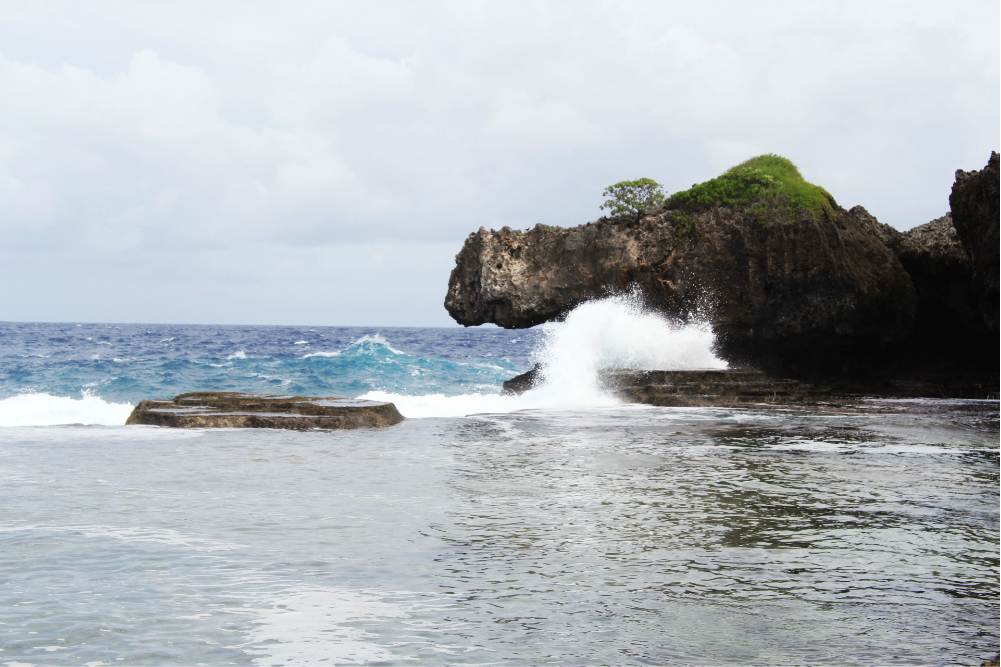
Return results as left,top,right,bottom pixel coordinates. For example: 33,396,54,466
0,0,996,324
488,89,597,143
0,240,462,326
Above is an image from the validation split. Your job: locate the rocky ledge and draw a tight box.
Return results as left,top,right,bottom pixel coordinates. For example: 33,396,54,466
125,392,404,430
502,366,827,406
600,369,827,407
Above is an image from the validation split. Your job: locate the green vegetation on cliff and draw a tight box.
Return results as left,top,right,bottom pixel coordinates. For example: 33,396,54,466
665,154,835,220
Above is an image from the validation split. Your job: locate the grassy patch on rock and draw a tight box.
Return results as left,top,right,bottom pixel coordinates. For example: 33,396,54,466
666,154,835,221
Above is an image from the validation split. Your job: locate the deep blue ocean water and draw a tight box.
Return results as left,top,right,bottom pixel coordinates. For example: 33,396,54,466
0,316,997,666
0,321,539,406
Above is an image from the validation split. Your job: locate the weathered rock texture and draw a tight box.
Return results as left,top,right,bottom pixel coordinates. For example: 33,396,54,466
949,152,999,337
126,392,404,430
871,212,997,390
600,369,827,407
446,202,916,382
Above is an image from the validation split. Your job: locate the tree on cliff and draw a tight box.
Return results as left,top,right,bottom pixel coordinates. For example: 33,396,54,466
600,178,666,216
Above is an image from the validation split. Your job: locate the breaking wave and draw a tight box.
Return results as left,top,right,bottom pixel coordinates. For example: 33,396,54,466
2,297,725,423
0,392,135,427
303,334,406,358
363,293,725,417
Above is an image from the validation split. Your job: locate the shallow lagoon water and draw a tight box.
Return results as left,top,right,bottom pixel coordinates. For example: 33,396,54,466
0,319,997,665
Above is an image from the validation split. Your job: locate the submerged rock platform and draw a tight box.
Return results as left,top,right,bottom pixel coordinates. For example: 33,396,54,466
600,369,828,407
125,392,404,430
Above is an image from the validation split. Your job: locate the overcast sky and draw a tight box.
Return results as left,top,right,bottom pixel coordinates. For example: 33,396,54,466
1,1,997,326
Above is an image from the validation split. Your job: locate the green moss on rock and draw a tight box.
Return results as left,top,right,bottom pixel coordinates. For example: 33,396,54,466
666,154,835,221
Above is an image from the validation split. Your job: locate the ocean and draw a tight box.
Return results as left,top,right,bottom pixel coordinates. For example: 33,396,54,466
0,298,998,665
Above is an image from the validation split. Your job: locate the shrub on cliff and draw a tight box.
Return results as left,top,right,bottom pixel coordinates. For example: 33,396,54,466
666,154,834,220
600,178,666,216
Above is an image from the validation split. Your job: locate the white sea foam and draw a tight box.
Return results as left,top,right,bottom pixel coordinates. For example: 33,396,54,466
360,390,535,418
228,350,248,360
0,393,134,427
362,293,726,418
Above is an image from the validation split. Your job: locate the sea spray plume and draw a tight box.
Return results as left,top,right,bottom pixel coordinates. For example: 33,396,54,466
362,295,726,417
530,292,727,402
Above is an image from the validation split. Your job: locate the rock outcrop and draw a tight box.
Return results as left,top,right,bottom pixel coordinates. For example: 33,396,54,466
949,152,999,336
447,153,1001,393
446,204,915,383
501,363,542,395
126,392,404,430
872,212,996,390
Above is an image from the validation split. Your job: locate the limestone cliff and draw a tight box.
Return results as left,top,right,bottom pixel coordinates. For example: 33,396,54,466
446,200,916,381
445,153,1001,390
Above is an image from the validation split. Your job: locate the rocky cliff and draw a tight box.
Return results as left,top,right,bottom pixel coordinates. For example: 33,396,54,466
446,159,916,382
445,154,998,391
949,152,999,336
873,212,996,392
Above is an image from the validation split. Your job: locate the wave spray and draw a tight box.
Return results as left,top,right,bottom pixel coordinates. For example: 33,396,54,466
0,297,726,424
533,292,726,402
365,293,726,417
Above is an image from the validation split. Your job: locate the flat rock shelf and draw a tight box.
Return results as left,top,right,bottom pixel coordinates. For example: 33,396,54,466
601,369,828,407
125,392,405,430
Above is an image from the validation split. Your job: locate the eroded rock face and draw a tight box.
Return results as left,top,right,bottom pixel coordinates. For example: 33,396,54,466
844,212,995,392
949,151,999,336
446,202,916,381
887,214,987,341
126,392,404,429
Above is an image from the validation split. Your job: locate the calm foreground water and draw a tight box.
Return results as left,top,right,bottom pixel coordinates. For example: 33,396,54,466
0,314,997,665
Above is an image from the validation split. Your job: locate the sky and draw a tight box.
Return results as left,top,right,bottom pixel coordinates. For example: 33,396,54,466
0,1,997,326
